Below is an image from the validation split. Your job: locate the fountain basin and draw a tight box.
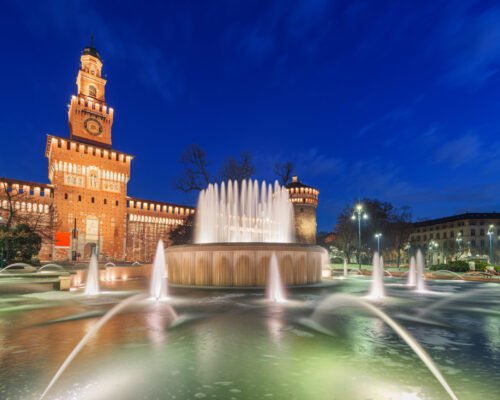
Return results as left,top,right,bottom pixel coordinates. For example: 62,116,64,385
166,243,325,287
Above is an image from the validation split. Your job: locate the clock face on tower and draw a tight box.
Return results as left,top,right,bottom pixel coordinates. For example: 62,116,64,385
84,118,103,136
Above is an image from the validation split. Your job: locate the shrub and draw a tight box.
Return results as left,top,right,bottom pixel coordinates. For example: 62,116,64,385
431,260,469,272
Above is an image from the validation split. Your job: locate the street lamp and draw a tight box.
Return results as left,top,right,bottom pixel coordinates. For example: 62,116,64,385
428,240,438,266
456,232,463,259
351,204,368,269
487,225,494,264
374,233,382,254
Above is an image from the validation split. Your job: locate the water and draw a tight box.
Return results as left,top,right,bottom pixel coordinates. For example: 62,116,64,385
84,253,100,296
150,240,168,301
416,250,427,292
368,252,385,300
343,258,348,277
195,179,295,243
268,253,286,303
0,278,498,399
407,256,416,286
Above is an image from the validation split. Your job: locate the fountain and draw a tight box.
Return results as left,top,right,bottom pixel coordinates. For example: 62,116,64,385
166,179,325,287
150,240,169,301
415,250,426,292
368,253,385,300
84,253,100,296
343,258,348,277
268,253,286,303
407,256,416,286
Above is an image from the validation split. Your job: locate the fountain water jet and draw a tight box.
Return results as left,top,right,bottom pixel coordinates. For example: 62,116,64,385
195,179,294,243
407,256,416,286
309,293,458,400
416,250,426,292
268,253,286,303
84,253,100,296
343,258,348,277
150,240,168,301
368,253,385,300
38,293,148,400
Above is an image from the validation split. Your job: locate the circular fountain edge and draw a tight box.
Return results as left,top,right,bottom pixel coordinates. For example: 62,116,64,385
166,243,326,288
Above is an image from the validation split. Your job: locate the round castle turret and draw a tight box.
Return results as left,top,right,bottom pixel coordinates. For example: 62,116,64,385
286,176,319,244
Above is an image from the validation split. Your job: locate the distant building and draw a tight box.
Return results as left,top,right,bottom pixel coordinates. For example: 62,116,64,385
286,176,319,244
410,213,500,264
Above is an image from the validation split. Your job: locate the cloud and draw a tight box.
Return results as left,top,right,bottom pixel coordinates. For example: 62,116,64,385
439,4,500,87
434,133,482,168
10,0,183,103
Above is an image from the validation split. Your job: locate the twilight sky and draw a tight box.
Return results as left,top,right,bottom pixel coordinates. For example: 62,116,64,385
1,0,500,231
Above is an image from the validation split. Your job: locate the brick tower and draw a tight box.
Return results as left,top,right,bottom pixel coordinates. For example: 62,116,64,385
45,41,133,261
286,176,319,244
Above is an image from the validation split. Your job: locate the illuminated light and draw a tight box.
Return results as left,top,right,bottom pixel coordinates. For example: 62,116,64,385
122,275,128,281
322,269,331,278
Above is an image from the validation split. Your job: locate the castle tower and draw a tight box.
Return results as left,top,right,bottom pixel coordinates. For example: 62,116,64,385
68,39,114,148
286,176,319,244
45,42,132,261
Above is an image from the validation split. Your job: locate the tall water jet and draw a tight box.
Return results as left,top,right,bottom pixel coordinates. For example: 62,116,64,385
150,240,168,301
343,258,348,277
84,253,100,296
368,252,385,300
416,250,426,292
195,179,294,243
407,256,416,286
268,253,286,303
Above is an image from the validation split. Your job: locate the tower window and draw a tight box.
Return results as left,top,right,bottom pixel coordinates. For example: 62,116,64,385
64,193,68,200
115,200,119,206
78,195,82,202
104,199,107,205
91,197,95,203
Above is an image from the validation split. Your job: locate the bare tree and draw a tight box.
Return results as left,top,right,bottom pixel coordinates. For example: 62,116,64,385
220,152,255,182
332,205,357,263
274,161,294,185
174,144,210,192
388,206,413,268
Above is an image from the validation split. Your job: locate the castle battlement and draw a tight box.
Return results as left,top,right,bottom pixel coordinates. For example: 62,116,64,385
70,95,114,117
127,197,195,217
45,135,133,165
0,177,53,199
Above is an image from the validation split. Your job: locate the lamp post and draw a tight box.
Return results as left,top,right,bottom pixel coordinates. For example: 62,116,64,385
456,232,463,259
351,204,368,269
428,240,438,266
374,233,382,254
487,225,494,264
404,242,411,271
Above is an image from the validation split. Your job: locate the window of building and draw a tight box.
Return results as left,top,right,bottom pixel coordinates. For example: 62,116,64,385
480,221,484,226
471,240,476,248
480,229,485,236
115,200,119,206
471,229,476,236
450,231,454,238
423,235,427,241
78,195,82,202
443,232,447,239
480,240,485,248
436,233,440,239
430,233,434,239
64,193,68,200
91,197,95,203
104,199,107,205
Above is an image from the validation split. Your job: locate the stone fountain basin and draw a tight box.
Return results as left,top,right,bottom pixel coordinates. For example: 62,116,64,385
166,242,325,287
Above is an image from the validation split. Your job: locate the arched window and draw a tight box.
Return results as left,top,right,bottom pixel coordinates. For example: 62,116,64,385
88,85,97,97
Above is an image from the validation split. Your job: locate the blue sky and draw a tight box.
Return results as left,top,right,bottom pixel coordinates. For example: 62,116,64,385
1,0,500,231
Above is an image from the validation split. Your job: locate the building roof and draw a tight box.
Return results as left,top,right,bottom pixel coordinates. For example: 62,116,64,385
414,212,500,227
127,196,195,211
82,46,101,60
285,175,316,190
0,177,52,189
